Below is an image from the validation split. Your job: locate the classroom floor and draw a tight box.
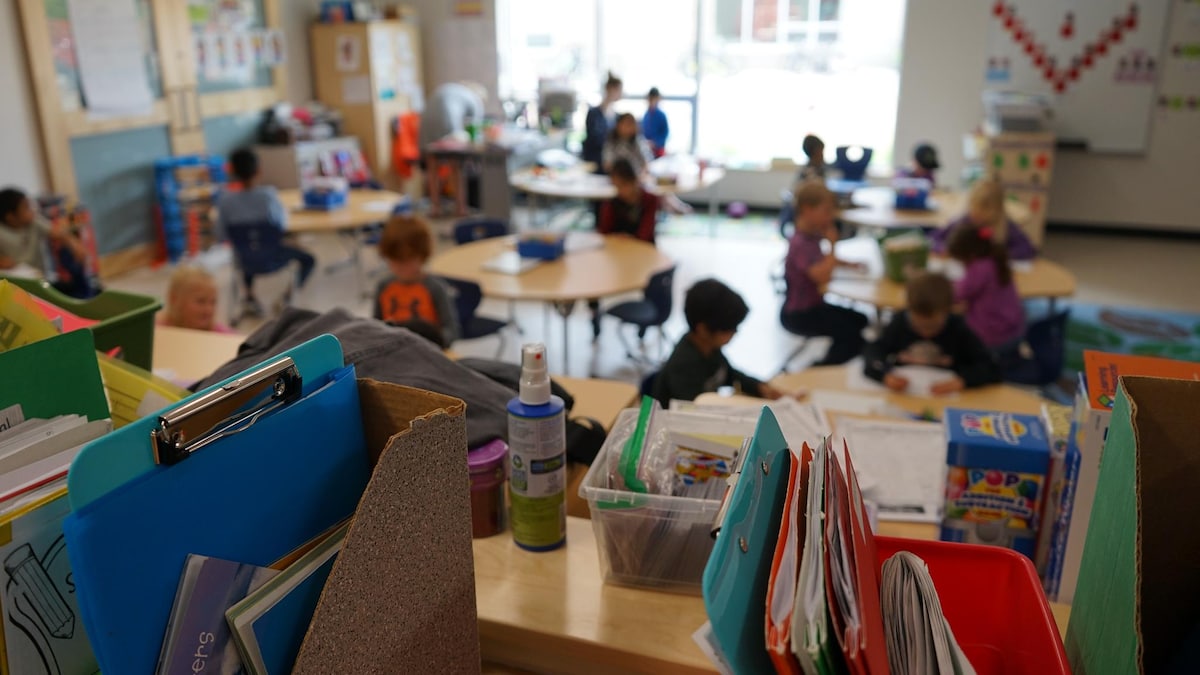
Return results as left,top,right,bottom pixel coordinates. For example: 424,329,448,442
107,215,1200,384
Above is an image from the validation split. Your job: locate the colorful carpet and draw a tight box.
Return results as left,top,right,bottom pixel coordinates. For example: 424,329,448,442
1057,302,1200,372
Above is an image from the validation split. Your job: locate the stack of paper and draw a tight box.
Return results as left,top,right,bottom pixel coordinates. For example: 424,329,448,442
835,418,946,524
0,414,112,505
880,551,976,675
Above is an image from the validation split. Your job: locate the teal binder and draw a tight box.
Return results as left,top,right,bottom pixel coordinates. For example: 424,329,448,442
62,335,369,675
701,408,792,674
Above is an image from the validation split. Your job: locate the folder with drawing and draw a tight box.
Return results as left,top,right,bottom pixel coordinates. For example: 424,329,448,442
61,335,481,674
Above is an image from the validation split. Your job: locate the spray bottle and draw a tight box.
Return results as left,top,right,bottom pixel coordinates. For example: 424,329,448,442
507,343,567,551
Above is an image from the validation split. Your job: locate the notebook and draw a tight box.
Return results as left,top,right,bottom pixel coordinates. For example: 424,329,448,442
481,251,541,275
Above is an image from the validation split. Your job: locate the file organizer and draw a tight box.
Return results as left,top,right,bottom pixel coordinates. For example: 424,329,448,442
62,335,481,674
703,408,1068,675
1,277,160,369
0,330,108,423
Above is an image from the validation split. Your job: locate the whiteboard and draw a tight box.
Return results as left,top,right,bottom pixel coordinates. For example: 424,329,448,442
984,0,1171,153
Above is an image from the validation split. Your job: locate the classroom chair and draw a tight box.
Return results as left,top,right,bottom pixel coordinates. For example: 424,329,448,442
441,276,509,357
605,265,676,366
833,145,873,182
1002,309,1071,386
453,217,509,244
226,222,301,327
640,370,659,400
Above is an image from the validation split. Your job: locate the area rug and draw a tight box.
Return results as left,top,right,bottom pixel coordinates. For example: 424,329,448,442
1061,302,1200,372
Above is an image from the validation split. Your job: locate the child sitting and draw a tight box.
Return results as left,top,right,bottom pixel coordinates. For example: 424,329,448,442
160,265,234,333
597,159,660,244
217,148,316,315
780,181,868,365
653,279,783,404
899,142,940,184
931,179,1036,260
946,224,1026,352
863,272,1000,394
602,113,653,176
374,214,460,344
0,188,88,283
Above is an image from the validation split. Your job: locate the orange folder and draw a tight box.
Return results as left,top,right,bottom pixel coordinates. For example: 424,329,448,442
764,445,813,674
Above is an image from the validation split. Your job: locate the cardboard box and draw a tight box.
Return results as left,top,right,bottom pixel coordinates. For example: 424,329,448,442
1066,376,1200,674
940,409,1049,559
1047,351,1200,603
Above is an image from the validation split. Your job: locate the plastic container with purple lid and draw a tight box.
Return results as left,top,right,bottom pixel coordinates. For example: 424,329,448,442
468,439,509,538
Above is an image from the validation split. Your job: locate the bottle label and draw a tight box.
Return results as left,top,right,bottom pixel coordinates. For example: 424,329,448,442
509,412,566,548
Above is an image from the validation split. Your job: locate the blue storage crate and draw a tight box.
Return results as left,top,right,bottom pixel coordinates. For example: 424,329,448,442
516,235,565,261
302,189,348,211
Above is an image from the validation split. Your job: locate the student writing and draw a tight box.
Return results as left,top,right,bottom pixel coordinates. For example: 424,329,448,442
653,279,784,404
863,272,1001,394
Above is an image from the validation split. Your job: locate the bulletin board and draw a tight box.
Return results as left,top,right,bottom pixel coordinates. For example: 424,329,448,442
43,0,162,111
187,0,282,94
984,0,1172,153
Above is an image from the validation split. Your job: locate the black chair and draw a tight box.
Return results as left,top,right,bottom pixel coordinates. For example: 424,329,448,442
640,370,659,400
833,145,874,182
453,217,509,245
605,266,676,364
442,276,509,357
226,222,298,327
1003,309,1071,386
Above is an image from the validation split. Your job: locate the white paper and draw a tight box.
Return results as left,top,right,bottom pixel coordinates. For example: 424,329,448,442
836,418,946,523
204,34,223,80
0,405,25,436
336,34,362,71
341,75,371,104
265,29,287,66
890,365,959,398
792,440,828,673
67,0,154,117
362,200,396,213
692,622,734,675
810,390,891,416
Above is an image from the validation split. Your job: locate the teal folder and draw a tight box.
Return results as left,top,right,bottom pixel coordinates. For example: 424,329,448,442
702,408,792,674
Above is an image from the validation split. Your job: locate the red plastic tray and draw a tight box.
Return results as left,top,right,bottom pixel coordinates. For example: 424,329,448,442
875,537,1069,674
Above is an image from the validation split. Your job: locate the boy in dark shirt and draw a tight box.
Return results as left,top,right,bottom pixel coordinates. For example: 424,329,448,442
653,278,784,404
863,272,1000,394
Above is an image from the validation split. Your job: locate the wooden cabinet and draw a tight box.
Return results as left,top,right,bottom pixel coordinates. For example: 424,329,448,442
971,130,1055,247
310,20,423,187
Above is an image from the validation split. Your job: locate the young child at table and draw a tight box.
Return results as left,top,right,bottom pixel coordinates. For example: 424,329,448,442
160,265,234,333
218,148,316,315
930,178,1036,261
642,87,669,159
863,272,1000,394
653,278,784,404
899,142,940,184
797,134,827,184
946,224,1026,353
602,113,653,176
0,188,90,287
597,159,660,244
374,213,460,344
780,181,868,365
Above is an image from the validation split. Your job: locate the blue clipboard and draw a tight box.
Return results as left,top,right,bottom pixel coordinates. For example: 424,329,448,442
62,335,370,675
701,408,792,674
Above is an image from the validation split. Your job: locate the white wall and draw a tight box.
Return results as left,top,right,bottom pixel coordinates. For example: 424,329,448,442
894,0,1199,232
404,0,502,115
0,1,48,193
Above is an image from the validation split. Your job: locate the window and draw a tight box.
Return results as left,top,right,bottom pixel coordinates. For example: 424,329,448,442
497,0,904,170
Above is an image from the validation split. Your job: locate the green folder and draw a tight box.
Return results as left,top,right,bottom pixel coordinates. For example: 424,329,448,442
0,330,108,423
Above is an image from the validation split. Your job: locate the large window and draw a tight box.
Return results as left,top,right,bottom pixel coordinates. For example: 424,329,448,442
497,0,904,169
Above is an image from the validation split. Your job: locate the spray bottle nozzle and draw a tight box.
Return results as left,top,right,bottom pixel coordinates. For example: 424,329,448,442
519,343,552,405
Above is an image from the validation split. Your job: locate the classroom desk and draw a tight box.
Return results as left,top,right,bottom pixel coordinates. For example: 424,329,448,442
768,363,1048,416
826,242,1076,315
474,516,1072,674
839,186,1032,233
427,236,673,374
277,188,404,233
152,325,246,383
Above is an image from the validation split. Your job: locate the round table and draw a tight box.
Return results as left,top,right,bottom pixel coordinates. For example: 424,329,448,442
840,186,1032,233
427,236,673,372
826,237,1076,315
277,188,405,233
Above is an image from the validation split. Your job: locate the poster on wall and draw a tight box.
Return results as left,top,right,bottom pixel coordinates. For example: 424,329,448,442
336,35,362,72
67,0,154,118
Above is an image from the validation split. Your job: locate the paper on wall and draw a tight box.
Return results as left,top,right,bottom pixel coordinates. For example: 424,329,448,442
336,35,362,71
67,0,154,118
341,75,371,104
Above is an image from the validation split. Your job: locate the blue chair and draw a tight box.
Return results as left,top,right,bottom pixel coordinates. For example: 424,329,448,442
833,145,874,182
605,266,676,364
454,218,509,245
1003,309,1071,386
442,276,509,357
225,222,299,327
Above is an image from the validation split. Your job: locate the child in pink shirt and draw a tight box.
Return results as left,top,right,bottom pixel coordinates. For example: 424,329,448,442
946,225,1025,350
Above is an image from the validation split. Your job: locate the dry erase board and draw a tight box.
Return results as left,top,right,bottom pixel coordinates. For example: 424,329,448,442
984,0,1171,153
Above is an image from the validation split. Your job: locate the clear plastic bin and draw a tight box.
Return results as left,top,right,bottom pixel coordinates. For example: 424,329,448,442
579,409,725,594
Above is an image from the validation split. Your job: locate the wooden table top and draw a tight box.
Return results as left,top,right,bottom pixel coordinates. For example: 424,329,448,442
510,166,725,201
840,186,1033,231
277,188,405,233
152,325,245,383
826,240,1076,312
427,236,674,302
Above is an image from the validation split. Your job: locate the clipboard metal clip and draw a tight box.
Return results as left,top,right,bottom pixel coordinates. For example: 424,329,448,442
152,356,303,465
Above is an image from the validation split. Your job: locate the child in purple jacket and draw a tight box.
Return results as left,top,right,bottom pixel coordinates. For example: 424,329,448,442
947,225,1026,351
930,179,1036,261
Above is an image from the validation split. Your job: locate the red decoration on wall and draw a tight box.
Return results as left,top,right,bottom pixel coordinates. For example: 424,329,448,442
1030,196,1041,213
993,0,1005,17
1035,153,1049,169
1061,11,1075,39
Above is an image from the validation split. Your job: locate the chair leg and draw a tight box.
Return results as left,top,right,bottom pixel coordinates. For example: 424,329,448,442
494,329,508,360
778,338,810,375
508,300,523,335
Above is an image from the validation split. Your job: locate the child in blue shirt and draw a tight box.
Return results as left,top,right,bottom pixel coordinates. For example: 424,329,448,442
641,87,669,158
